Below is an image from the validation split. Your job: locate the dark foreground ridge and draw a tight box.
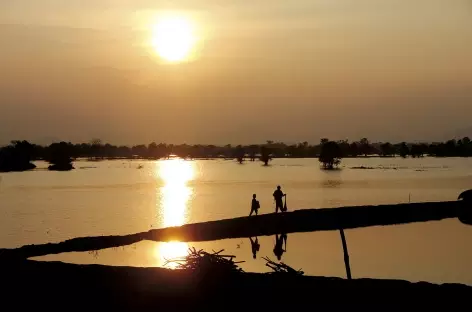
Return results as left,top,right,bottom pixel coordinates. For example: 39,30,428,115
2,198,470,260
3,260,471,311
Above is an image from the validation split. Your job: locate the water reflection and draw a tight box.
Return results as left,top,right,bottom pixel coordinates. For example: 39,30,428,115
249,237,260,259
155,159,194,267
273,233,288,261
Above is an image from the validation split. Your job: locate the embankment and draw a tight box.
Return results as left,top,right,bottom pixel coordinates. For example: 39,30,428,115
1,201,466,259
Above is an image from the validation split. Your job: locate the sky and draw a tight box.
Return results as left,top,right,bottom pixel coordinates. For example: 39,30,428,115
1,0,471,145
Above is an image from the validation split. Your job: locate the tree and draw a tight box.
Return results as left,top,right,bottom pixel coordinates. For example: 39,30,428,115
248,145,258,161
445,139,457,157
131,145,147,158
457,137,471,157
319,141,342,169
0,140,37,172
380,142,394,157
47,142,74,171
399,142,409,158
410,144,424,158
117,145,132,158
235,145,245,164
359,138,371,156
462,137,472,157
148,142,159,159
349,142,359,157
260,146,272,166
337,140,350,157
89,138,103,160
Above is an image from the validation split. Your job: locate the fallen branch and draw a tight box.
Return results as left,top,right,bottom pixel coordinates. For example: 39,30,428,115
263,256,304,276
164,247,245,273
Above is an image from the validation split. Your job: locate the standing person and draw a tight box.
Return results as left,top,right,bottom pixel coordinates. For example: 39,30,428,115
249,194,260,216
273,185,286,213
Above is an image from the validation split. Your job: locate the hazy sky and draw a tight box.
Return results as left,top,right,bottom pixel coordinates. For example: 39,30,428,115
1,0,471,145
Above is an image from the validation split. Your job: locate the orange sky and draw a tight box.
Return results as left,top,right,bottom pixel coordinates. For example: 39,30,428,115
1,1,471,144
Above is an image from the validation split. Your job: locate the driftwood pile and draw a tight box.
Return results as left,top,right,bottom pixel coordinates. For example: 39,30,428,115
164,247,245,273
263,257,304,276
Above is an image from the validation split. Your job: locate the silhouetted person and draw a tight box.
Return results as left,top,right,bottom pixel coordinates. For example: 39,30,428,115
249,237,260,259
249,194,260,216
273,233,287,261
273,186,286,213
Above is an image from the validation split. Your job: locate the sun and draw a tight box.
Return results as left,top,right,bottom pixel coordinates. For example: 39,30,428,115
151,16,195,62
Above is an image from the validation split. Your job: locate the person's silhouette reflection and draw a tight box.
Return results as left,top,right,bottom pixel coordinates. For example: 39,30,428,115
273,233,287,261
249,237,260,259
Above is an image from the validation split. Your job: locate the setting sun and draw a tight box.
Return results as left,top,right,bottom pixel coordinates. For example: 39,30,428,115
151,16,195,62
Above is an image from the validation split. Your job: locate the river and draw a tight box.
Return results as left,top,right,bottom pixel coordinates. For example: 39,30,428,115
1,157,471,284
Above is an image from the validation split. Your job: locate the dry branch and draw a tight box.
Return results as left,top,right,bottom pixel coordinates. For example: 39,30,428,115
164,247,245,273
263,256,304,276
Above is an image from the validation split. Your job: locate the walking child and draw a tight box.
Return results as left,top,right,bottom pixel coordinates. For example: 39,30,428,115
249,194,260,216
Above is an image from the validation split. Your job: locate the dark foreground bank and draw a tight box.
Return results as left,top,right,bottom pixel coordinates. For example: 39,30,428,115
2,260,471,311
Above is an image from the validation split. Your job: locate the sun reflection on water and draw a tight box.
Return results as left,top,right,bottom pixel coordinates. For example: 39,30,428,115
155,158,194,268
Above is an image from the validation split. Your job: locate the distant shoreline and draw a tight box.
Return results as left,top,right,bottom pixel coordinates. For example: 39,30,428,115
27,155,472,161
2,138,471,172
1,137,471,161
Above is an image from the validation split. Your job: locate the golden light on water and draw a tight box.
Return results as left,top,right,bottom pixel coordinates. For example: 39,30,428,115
155,159,195,268
158,241,189,268
151,15,196,62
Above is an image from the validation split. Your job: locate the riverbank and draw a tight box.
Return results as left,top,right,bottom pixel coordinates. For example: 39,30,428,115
3,259,471,311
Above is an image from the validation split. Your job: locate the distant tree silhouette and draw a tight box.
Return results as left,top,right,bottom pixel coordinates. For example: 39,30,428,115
398,142,409,158
349,142,359,157
260,146,272,166
445,140,456,156
131,145,147,158
410,145,422,158
89,139,103,160
148,142,166,159
410,144,428,158
0,140,37,172
319,140,342,169
457,137,471,157
235,145,245,164
1,137,471,165
117,145,132,158
380,142,395,157
47,142,74,171
359,138,371,156
337,140,350,158
248,145,258,161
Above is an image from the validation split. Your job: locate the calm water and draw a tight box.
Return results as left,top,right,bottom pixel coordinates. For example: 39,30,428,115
1,158,472,284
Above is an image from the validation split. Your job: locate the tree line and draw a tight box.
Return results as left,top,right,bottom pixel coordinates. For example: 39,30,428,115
0,137,471,172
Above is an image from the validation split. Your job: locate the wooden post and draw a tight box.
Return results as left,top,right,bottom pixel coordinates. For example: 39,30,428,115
339,229,352,280
458,189,472,225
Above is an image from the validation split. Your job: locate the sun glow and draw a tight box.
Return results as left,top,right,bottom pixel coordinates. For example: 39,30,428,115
155,159,195,268
151,16,196,62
